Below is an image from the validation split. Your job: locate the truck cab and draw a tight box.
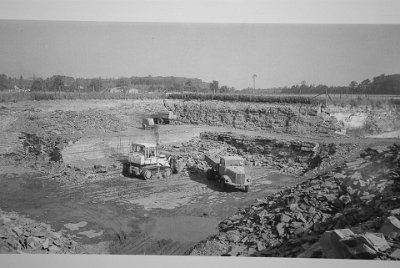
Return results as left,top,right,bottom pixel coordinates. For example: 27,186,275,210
142,118,155,129
205,155,251,192
152,111,177,124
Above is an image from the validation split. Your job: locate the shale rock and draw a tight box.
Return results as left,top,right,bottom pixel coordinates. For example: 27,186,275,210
188,144,400,259
0,209,79,254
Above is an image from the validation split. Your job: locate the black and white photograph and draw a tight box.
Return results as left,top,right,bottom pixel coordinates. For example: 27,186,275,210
0,0,400,267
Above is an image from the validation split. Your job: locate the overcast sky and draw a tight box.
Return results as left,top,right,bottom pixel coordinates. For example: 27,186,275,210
0,1,400,89
1,21,399,89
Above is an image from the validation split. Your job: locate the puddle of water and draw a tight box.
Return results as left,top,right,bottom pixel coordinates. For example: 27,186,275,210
257,180,273,185
0,174,139,244
367,129,400,138
64,221,88,231
78,230,104,238
252,172,296,184
140,216,220,242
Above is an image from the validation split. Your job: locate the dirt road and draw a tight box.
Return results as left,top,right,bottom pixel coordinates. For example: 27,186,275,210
0,161,297,254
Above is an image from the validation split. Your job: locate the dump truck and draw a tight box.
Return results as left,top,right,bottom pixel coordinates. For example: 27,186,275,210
152,111,177,124
142,118,155,130
142,111,178,129
205,154,251,192
123,142,176,180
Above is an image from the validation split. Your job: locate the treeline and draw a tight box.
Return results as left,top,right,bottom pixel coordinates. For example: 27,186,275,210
0,74,211,93
0,91,167,103
242,74,400,95
168,92,319,104
2,73,399,95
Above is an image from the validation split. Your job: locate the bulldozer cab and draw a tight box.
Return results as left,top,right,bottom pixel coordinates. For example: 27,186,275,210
130,143,157,158
129,142,159,165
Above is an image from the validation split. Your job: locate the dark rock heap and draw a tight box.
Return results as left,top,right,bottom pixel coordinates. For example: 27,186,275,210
188,144,400,260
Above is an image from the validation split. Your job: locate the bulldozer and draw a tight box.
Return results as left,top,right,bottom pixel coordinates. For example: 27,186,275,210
123,142,176,180
123,124,177,180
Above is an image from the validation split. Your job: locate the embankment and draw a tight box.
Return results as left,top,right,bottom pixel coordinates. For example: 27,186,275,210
165,100,342,135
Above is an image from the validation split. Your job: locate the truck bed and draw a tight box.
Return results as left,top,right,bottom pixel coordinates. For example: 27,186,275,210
152,112,177,120
204,154,219,170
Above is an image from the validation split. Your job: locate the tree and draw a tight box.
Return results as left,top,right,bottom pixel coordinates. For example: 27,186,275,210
0,74,9,91
31,79,44,91
116,77,129,88
18,76,24,88
349,81,358,95
219,85,231,93
299,80,307,94
359,79,371,95
184,80,193,92
52,75,64,93
210,80,219,94
89,78,103,92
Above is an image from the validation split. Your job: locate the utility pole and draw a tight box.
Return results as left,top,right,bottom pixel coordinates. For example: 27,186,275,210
77,80,81,98
252,74,257,90
325,87,328,108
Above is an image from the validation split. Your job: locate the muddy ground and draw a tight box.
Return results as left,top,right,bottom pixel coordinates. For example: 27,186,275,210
0,99,399,255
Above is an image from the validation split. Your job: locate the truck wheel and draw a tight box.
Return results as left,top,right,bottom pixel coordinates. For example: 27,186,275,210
220,180,227,191
219,178,227,191
220,175,230,191
122,163,129,175
206,169,214,180
142,169,152,180
163,168,172,178
170,157,178,174
244,186,250,192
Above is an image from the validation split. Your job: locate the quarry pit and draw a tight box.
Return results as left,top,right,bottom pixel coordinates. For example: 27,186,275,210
0,99,399,258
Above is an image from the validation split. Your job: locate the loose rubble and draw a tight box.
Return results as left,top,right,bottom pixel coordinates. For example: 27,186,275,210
43,163,122,186
0,209,79,254
188,144,400,260
164,100,343,135
1,99,399,257
160,132,356,178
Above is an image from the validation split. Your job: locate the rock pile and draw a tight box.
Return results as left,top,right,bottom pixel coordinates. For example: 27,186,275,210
164,100,343,135
8,109,126,161
200,132,354,175
188,144,400,260
160,132,355,178
2,109,128,184
160,138,226,176
0,209,79,254
44,163,123,186
11,109,126,138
